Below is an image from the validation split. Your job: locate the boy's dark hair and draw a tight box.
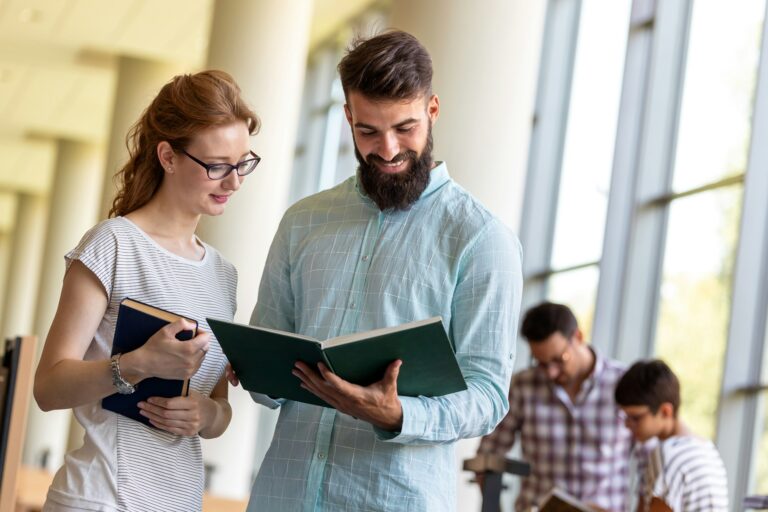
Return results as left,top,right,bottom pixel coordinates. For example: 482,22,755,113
520,302,578,342
337,30,433,101
614,359,681,415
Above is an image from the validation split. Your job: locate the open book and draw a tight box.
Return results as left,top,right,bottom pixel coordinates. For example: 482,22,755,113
207,316,467,408
102,298,196,426
538,487,596,512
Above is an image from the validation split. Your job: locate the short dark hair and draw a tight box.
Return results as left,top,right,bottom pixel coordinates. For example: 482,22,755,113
614,359,681,415
337,30,433,101
520,302,578,342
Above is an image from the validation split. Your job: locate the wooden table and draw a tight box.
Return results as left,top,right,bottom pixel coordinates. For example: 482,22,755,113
15,466,246,512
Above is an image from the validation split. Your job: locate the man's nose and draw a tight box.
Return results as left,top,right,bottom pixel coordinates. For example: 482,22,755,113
378,132,400,161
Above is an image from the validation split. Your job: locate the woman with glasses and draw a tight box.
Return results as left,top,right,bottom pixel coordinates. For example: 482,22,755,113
33,70,260,512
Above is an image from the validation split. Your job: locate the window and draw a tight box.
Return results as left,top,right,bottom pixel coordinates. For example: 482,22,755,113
527,0,768,506
520,0,631,342
654,187,742,439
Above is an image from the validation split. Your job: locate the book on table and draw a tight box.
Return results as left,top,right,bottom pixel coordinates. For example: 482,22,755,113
538,487,596,512
207,316,467,408
102,298,197,427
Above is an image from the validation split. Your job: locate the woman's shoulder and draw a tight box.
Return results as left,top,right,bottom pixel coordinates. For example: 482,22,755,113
80,217,135,241
199,241,237,274
71,217,131,251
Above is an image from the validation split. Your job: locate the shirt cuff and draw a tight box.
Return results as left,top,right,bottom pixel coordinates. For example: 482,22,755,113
249,392,284,409
374,396,427,443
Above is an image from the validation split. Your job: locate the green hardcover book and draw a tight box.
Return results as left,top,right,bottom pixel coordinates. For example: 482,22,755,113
207,316,467,408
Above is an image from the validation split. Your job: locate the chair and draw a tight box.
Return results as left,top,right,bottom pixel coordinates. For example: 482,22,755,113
0,336,38,512
463,453,531,512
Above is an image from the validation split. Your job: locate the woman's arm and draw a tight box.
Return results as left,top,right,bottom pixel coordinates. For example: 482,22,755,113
34,260,209,411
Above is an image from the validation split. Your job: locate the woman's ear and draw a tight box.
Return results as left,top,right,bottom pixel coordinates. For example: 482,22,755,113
157,141,175,173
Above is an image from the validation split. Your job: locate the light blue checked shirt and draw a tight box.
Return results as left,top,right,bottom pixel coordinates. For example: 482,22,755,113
247,163,523,511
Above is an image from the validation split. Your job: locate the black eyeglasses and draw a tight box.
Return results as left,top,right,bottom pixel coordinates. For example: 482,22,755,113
180,149,261,180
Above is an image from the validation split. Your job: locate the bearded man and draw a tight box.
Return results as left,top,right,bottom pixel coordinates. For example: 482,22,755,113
244,30,523,512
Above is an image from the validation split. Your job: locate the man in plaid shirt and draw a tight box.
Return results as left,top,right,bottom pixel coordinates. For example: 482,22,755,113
476,302,632,511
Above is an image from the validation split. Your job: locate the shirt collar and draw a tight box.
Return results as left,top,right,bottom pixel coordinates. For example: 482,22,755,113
574,347,604,400
354,161,450,206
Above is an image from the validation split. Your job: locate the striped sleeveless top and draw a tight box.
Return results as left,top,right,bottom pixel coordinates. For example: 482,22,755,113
44,217,237,512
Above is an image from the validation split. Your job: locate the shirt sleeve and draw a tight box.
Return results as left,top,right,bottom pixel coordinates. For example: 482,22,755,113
248,214,295,407
64,221,118,301
377,219,523,444
476,373,524,455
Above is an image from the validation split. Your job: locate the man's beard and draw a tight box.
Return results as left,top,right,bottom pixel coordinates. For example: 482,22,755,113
355,127,433,211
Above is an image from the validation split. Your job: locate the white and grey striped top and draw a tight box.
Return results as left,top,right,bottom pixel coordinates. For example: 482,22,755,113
44,217,237,512
641,435,729,512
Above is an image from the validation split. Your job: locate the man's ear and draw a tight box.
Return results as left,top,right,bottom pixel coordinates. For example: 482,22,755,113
344,104,353,127
571,328,585,345
157,141,175,173
659,402,675,419
427,94,440,124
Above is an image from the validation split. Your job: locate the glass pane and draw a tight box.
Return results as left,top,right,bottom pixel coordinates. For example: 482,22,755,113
547,265,599,341
654,186,743,440
751,317,768,494
753,399,768,494
671,0,764,192
550,0,631,269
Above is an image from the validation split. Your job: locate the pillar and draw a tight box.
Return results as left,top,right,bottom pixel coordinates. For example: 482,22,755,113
390,0,545,231
100,57,186,219
388,2,547,510
2,195,48,339
23,141,105,471
197,0,314,498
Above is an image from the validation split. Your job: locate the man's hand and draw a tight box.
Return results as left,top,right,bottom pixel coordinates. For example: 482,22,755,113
293,360,404,431
225,363,239,386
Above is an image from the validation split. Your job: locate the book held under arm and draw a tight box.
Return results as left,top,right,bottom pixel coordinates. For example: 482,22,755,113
102,298,197,426
207,316,467,408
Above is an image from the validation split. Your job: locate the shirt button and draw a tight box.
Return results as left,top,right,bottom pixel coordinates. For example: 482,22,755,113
362,255,369,261
349,302,356,308
317,453,326,460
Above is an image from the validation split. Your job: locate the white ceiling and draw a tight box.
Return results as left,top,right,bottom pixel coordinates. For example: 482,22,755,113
0,0,376,222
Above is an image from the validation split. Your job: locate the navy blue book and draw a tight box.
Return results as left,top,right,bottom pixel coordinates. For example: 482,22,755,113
102,298,197,427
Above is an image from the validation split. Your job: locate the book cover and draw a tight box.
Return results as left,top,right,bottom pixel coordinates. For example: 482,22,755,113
538,487,595,512
207,317,467,409
102,298,197,427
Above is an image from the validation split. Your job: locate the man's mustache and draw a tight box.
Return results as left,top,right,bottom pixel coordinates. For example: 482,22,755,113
366,151,417,165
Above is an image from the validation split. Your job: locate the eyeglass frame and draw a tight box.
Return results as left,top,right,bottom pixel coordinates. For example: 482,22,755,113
617,408,654,425
179,148,261,180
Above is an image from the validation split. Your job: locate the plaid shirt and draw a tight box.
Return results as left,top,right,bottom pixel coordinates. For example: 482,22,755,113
478,350,632,512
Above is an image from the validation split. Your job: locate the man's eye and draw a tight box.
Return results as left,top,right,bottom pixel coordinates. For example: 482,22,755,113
397,127,414,133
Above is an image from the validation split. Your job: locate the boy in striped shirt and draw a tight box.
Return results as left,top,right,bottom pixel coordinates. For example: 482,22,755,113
614,360,729,512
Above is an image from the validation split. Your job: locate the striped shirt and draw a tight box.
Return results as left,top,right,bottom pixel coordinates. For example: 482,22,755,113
247,163,524,511
477,351,632,512
640,436,729,512
44,217,237,512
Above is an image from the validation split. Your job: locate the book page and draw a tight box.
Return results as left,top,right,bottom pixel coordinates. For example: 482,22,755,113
321,317,442,349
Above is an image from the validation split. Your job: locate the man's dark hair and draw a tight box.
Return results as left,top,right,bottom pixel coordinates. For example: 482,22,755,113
614,359,681,415
337,30,433,101
520,302,578,342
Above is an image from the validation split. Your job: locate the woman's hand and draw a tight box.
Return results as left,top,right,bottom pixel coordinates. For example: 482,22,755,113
137,390,212,436
138,377,231,438
121,319,210,382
